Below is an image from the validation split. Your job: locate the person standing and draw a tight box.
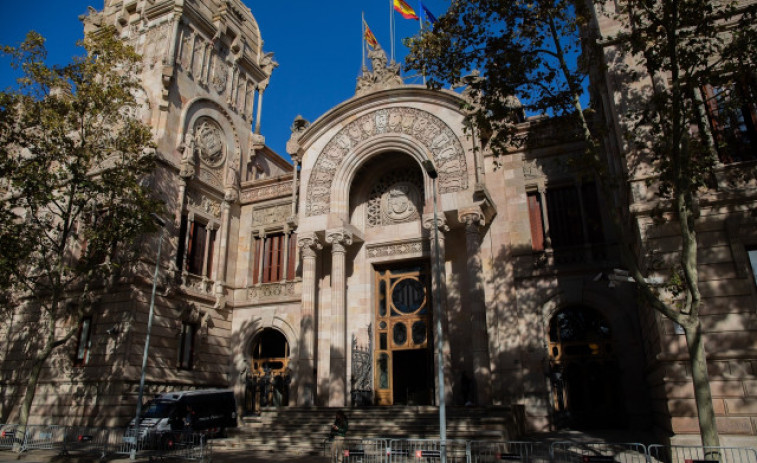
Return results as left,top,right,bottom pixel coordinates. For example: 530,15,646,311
329,411,348,463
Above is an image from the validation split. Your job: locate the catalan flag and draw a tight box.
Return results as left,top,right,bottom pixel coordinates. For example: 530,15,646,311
363,19,379,49
394,0,419,20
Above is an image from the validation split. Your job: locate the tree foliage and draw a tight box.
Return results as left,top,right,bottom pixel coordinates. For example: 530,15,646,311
406,0,756,447
405,0,593,155
0,28,162,431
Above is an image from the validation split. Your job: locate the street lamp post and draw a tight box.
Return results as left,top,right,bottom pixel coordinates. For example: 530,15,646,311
131,214,166,460
422,159,446,463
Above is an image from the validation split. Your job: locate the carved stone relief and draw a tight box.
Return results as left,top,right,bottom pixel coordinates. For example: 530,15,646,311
247,282,296,303
240,181,293,203
306,107,468,217
366,239,429,259
142,22,172,69
187,188,222,218
366,171,423,228
212,53,229,95
194,117,226,168
251,203,291,227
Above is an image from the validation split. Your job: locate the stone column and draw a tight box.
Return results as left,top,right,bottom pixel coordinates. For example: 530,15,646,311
254,80,268,135
326,229,352,407
214,200,231,295
282,225,291,282
459,208,491,405
296,233,321,406
423,214,453,404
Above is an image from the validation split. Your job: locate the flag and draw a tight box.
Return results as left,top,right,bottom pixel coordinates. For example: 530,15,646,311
394,0,419,20
420,2,436,24
363,19,379,48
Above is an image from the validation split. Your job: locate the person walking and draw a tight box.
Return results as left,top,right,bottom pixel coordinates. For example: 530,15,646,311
329,410,348,463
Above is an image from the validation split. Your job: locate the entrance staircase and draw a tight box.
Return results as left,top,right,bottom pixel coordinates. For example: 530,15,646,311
219,406,523,455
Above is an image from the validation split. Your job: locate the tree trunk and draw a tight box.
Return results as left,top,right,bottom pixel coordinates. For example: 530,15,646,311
683,319,721,450
13,355,45,452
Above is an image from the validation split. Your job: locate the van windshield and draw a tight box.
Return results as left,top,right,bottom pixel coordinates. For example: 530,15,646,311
141,400,175,419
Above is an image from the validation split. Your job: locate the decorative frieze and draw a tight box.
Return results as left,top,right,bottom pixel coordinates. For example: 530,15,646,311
247,282,297,303
251,203,291,227
366,239,429,259
306,107,468,217
240,180,294,203
183,273,214,296
186,189,222,218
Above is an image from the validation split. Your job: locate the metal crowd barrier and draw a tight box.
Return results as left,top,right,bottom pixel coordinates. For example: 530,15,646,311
0,424,212,462
387,439,469,463
648,445,757,463
61,426,111,459
336,438,388,463
551,442,648,463
0,424,22,450
469,441,552,463
21,424,66,451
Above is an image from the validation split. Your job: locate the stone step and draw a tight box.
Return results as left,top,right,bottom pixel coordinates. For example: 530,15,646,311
222,406,519,455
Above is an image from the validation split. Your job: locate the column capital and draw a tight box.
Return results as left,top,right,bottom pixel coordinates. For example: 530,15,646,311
298,233,322,258
459,207,485,231
422,213,450,234
326,229,353,253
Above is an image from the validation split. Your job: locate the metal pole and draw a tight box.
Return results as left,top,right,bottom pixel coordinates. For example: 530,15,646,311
422,160,446,463
131,215,166,460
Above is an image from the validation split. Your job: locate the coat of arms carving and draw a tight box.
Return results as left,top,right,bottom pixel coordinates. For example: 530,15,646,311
194,117,226,168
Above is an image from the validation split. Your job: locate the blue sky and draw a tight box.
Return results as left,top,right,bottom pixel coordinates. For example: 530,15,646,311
0,0,448,162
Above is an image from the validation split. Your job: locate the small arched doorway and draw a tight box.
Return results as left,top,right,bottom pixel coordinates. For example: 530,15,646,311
548,305,624,429
244,328,291,414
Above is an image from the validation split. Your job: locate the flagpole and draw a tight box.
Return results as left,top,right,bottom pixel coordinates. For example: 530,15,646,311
390,0,395,62
362,11,366,70
419,0,426,85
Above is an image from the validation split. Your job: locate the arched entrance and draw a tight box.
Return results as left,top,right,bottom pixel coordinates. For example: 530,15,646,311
374,264,434,406
548,306,624,428
244,328,291,414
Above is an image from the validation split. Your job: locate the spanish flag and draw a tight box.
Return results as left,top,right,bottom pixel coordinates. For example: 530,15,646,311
363,19,379,49
394,0,419,20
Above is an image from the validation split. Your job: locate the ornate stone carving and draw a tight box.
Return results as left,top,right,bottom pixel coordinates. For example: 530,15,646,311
187,189,222,218
178,129,196,179
247,282,297,303
212,55,228,94
459,208,485,231
366,239,429,259
240,181,293,203
194,117,226,168
286,115,310,156
382,182,420,224
422,214,450,234
355,44,403,96
142,22,172,68
306,107,468,217
326,229,353,253
198,168,223,189
298,234,322,258
251,203,291,226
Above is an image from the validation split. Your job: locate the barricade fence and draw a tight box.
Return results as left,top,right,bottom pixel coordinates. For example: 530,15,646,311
2,425,756,463
648,445,757,463
0,424,212,462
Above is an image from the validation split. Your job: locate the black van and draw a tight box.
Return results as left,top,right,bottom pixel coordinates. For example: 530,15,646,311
129,389,237,439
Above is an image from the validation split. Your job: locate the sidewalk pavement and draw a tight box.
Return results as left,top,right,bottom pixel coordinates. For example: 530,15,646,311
1,448,330,463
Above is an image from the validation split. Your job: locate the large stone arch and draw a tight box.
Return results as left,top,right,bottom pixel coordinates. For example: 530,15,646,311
305,106,469,218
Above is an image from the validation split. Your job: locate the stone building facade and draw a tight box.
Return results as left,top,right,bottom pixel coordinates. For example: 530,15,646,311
0,0,756,444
